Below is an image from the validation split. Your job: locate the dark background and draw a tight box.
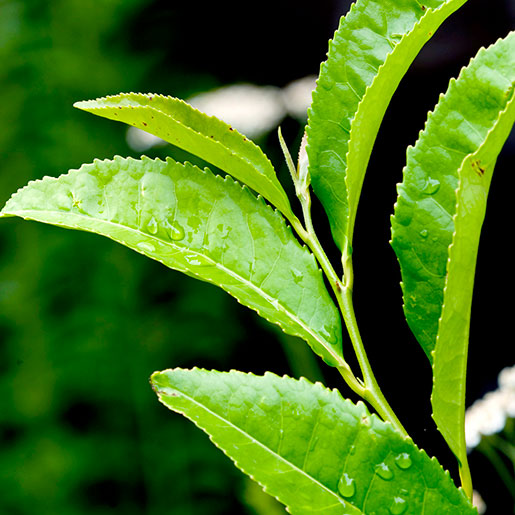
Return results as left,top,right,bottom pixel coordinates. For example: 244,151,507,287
0,0,513,513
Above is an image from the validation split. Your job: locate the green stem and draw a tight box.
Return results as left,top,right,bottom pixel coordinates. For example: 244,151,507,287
281,131,407,436
293,194,408,437
337,284,408,437
458,455,473,500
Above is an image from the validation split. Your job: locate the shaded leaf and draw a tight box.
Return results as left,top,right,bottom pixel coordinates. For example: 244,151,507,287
307,0,467,254
1,156,342,366
74,93,297,224
152,368,475,514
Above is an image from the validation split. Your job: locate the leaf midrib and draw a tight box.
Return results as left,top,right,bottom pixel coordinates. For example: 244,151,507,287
11,208,339,362
157,386,354,512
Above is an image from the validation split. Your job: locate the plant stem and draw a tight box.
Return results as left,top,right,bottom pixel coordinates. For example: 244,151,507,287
458,456,473,500
293,192,408,437
337,283,408,437
281,131,407,436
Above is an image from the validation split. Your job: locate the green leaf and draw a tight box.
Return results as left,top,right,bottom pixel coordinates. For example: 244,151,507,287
151,368,475,514
0,156,342,366
306,0,467,254
391,32,515,468
74,93,297,225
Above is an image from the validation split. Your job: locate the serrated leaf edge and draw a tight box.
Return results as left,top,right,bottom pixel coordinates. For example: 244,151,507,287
391,34,515,362
152,368,473,513
74,93,296,224
430,75,515,463
344,0,467,249
1,156,342,367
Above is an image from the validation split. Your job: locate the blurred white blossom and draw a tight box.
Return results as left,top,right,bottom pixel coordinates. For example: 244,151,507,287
472,490,486,514
465,365,515,451
189,84,286,139
126,126,168,152
282,75,317,119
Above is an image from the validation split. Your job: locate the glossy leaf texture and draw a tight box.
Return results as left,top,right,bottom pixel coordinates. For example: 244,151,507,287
306,0,467,254
74,93,297,225
391,33,515,465
152,368,475,514
0,156,343,366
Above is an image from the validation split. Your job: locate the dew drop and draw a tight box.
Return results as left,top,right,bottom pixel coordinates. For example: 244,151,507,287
291,269,303,284
423,177,440,195
395,452,412,470
419,229,428,238
146,217,158,234
375,462,393,481
337,473,356,498
349,445,356,456
389,496,407,514
137,242,156,253
184,254,203,266
168,220,185,241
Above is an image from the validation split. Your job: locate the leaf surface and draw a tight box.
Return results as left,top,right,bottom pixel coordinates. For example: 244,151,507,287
1,157,342,366
74,93,296,224
391,33,515,465
307,0,467,253
152,368,475,514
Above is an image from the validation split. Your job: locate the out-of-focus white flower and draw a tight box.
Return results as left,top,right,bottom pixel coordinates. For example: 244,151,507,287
499,366,515,390
282,75,317,120
126,126,168,152
188,84,286,139
472,490,486,514
465,364,515,451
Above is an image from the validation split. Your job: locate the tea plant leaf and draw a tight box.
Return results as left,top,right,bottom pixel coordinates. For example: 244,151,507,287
391,32,515,468
74,93,297,224
0,156,342,366
307,0,467,253
152,368,475,514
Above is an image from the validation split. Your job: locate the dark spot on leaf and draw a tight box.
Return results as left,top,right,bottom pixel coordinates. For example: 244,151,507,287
229,127,234,131
472,159,485,176
142,122,147,126
421,4,426,10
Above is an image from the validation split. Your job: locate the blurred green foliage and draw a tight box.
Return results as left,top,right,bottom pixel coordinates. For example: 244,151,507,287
0,1,288,513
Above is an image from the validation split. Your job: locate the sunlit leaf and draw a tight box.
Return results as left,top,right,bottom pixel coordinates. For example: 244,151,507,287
74,93,297,224
307,0,467,254
391,32,515,469
152,368,475,514
1,156,343,366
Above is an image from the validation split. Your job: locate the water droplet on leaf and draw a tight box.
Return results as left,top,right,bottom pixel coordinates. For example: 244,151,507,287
137,242,156,253
423,177,440,195
168,220,185,241
291,269,303,284
389,496,407,514
395,453,412,470
375,462,393,480
419,229,428,238
337,473,355,498
146,217,158,234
